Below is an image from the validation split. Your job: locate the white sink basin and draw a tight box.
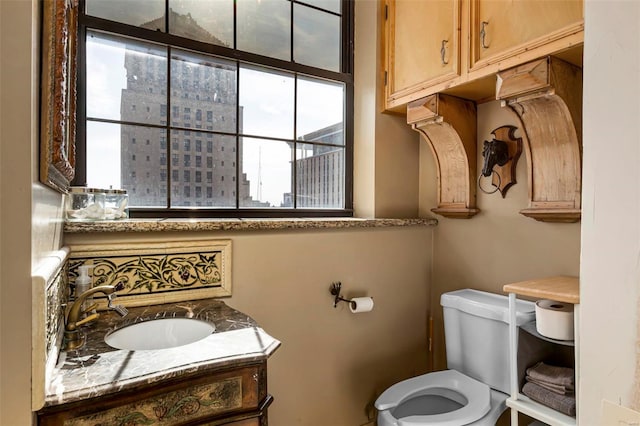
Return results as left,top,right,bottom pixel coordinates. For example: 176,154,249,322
105,318,216,350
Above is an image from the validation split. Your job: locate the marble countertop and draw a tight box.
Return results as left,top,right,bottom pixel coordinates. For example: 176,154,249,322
64,217,438,233
44,299,280,408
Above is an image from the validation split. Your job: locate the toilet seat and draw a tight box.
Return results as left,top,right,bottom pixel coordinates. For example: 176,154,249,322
376,370,491,426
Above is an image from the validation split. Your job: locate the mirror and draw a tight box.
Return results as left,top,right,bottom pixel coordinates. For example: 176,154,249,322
40,0,78,193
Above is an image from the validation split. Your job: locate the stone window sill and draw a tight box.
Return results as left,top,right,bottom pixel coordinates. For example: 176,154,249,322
64,217,438,234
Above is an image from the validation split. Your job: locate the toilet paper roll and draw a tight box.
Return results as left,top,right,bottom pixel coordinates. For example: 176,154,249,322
350,297,374,313
535,299,574,341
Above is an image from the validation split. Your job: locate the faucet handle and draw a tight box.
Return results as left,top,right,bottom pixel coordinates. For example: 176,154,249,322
112,304,129,316
75,312,100,327
106,282,128,317
107,294,128,317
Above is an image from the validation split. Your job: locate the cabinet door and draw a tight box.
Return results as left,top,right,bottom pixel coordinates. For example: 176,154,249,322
470,0,583,71
385,0,461,109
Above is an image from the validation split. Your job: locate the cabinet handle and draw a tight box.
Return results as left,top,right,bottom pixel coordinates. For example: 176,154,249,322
440,40,449,65
480,21,490,49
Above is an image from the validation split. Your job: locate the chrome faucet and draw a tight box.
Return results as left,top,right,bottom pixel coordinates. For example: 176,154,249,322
63,282,128,350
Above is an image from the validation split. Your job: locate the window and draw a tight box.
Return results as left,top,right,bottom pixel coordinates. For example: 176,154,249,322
79,0,353,217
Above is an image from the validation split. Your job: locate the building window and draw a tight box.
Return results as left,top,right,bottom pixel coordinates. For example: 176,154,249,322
79,0,353,216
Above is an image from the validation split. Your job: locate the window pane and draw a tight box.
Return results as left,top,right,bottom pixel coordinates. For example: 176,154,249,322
298,0,341,14
172,134,237,208
237,0,290,61
87,31,167,125
296,143,344,208
168,0,233,47
81,0,351,216
240,138,292,208
86,122,168,207
239,66,294,139
296,77,344,145
86,0,166,30
294,4,340,71
171,51,237,133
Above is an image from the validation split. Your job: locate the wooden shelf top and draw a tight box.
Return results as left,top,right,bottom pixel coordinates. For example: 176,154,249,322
503,276,579,304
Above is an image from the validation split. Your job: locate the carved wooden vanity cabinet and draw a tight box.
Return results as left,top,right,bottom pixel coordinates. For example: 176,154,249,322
38,361,271,426
37,300,280,426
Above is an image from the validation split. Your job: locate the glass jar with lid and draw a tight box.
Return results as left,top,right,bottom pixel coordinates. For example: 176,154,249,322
104,188,129,219
65,187,106,221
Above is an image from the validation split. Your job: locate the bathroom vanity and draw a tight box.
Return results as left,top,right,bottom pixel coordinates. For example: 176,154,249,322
37,300,280,425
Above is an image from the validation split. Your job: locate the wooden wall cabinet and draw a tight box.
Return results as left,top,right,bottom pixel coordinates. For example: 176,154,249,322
383,0,584,110
384,0,461,110
469,1,583,75
37,363,271,426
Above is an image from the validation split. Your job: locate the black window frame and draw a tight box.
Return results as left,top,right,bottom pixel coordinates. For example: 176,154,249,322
74,0,354,218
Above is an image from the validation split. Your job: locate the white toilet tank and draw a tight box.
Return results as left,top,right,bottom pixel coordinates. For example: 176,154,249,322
441,289,536,394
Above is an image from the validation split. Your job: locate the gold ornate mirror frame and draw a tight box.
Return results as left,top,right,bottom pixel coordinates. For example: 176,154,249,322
40,0,78,193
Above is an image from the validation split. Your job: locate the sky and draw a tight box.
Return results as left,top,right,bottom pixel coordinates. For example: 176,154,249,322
84,0,344,207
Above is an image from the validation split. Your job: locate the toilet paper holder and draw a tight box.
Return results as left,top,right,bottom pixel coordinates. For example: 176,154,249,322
330,282,351,308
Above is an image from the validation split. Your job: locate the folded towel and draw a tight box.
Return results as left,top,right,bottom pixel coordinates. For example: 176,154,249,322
526,376,574,395
526,362,574,387
522,382,576,417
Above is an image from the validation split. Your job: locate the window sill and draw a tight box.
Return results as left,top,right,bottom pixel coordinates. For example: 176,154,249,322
63,217,438,234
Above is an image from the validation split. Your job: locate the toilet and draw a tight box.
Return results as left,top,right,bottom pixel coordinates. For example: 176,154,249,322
375,289,536,426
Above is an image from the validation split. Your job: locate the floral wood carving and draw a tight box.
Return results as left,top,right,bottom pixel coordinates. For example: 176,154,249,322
69,240,232,307
40,0,78,193
63,376,243,425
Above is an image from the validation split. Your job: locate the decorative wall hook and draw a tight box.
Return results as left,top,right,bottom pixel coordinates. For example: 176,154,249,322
330,282,351,308
478,125,522,198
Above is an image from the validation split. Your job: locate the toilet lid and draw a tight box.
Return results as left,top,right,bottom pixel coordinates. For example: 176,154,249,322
376,370,491,426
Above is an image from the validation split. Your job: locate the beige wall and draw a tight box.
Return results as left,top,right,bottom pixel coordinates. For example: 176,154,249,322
420,100,582,371
1,0,36,423
66,226,433,425
354,0,419,219
1,0,66,422
579,0,640,422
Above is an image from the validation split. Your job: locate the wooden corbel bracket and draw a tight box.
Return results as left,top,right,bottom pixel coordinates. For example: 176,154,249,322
497,57,583,223
408,94,479,219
